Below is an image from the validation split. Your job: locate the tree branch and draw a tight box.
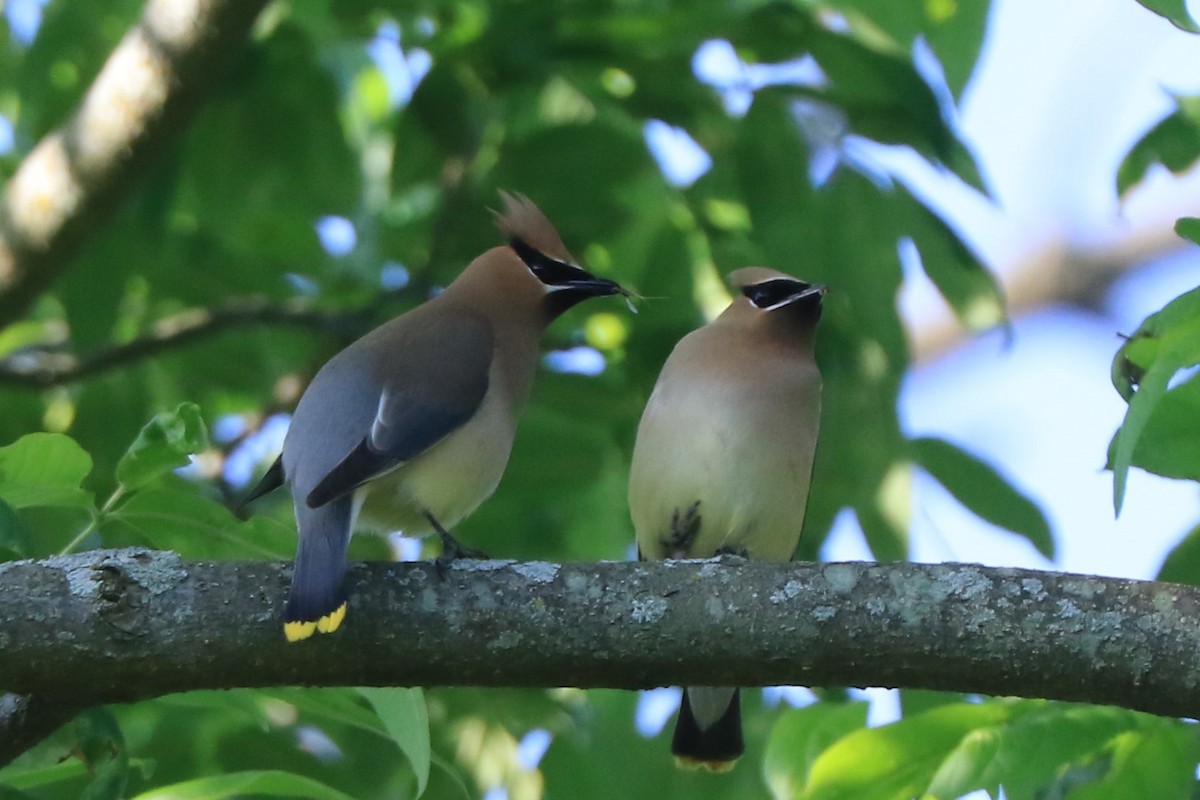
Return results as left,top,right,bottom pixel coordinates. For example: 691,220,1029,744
0,0,270,329
0,693,81,767
3,547,1200,765
0,289,415,389
912,221,1187,363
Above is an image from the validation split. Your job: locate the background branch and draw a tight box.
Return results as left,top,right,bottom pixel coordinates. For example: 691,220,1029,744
3,548,1200,765
911,221,1189,363
0,694,81,769
0,288,416,389
0,0,270,329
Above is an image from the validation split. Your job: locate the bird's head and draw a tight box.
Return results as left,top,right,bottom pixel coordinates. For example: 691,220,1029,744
493,191,627,318
728,267,826,323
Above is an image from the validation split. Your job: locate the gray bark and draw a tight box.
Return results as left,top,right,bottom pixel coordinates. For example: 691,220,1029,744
2,548,1198,711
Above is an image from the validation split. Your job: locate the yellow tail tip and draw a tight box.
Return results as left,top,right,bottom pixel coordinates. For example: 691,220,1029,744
673,755,738,773
284,620,318,642
317,602,347,634
284,603,347,642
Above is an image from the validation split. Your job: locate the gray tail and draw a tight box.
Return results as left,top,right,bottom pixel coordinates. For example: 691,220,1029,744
285,495,353,638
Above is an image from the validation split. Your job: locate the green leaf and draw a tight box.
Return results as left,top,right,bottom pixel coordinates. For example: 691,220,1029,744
267,688,385,733
1133,0,1200,32
0,433,94,510
1156,521,1200,585
171,22,360,274
855,501,908,561
763,702,869,799
116,403,209,491
815,0,990,100
927,704,1156,800
1068,723,1199,800
104,488,293,559
1109,285,1200,514
800,701,1012,800
897,183,1006,333
358,687,431,796
0,320,57,359
1108,372,1200,483
0,759,89,792
898,689,965,718
1117,97,1200,196
1174,216,1200,245
0,496,31,558
804,27,952,160
74,709,130,800
910,437,1055,558
128,770,358,800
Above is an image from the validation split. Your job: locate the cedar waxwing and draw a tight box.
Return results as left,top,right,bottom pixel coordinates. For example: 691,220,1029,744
247,193,626,642
628,267,825,770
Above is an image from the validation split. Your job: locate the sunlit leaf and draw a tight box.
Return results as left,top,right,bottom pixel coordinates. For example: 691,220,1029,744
1107,372,1200,483
0,759,89,793
0,497,30,559
359,687,431,795
1109,285,1200,514
764,702,869,798
116,403,209,490
1069,723,1199,800
128,770,358,800
1117,96,1200,196
927,703,1156,800
0,433,94,510
264,688,385,734
800,701,1011,799
104,488,293,559
1132,0,1200,32
1156,521,1200,586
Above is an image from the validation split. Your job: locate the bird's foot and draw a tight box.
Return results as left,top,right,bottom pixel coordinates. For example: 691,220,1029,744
437,531,490,562
425,512,489,576
712,545,749,562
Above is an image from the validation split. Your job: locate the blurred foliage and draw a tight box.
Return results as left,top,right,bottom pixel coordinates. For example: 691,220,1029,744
1130,0,1200,33
1117,95,1200,196
0,0,1197,798
1108,286,1200,513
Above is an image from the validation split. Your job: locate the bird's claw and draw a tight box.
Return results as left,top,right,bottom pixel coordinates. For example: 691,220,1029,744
433,527,490,577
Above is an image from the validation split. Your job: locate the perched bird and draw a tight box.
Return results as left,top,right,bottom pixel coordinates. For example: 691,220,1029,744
628,268,825,770
247,193,626,642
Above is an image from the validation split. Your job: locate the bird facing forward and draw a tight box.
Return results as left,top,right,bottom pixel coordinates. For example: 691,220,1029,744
628,267,825,770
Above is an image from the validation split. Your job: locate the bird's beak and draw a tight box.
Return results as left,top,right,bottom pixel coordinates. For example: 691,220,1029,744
554,273,628,298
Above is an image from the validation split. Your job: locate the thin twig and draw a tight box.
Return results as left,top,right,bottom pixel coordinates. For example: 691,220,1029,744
0,288,415,389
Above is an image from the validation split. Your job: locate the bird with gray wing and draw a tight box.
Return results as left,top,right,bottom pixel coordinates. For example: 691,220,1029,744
628,268,825,770
246,193,627,642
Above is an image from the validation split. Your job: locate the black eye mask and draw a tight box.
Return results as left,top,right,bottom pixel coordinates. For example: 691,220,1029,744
742,279,817,310
509,236,590,286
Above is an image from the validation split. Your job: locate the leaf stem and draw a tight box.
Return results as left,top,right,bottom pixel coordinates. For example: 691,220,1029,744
58,486,126,556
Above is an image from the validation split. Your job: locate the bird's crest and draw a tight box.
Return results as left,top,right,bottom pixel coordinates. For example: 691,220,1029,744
494,191,577,265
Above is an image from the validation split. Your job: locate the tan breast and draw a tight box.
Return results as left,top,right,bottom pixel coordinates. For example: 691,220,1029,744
629,325,822,563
